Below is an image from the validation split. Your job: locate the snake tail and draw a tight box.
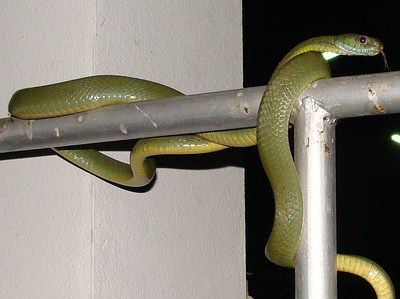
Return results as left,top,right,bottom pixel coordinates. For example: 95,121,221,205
337,254,395,298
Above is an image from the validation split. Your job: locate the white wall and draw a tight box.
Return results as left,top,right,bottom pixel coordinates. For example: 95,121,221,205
0,1,244,298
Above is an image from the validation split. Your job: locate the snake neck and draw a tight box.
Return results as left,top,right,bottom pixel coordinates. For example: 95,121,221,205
277,34,383,71
277,36,335,69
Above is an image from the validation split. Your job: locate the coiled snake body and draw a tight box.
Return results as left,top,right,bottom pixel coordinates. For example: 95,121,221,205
9,34,395,298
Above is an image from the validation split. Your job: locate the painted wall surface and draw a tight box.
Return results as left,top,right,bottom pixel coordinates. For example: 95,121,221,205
0,1,244,298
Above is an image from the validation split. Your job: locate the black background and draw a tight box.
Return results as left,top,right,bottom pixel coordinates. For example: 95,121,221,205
243,1,400,298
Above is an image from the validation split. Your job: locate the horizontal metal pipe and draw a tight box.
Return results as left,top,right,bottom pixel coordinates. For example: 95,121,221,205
297,71,400,119
0,86,264,152
0,71,399,153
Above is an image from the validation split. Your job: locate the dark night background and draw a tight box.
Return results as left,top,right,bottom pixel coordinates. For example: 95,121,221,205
243,1,400,298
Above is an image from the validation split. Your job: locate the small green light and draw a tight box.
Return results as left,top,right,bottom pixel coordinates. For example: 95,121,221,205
322,52,340,61
391,134,400,144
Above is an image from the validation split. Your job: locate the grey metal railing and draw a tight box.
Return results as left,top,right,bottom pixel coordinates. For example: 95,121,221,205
294,71,399,298
1,71,399,298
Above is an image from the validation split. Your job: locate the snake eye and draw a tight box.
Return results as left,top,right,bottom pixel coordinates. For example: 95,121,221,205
359,36,367,44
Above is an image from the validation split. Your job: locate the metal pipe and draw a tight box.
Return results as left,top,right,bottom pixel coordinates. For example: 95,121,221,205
294,98,337,298
0,86,264,152
0,71,399,153
297,71,400,119
292,70,400,298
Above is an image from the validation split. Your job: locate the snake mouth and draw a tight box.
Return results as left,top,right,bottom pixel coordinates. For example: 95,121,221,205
334,34,384,57
335,42,371,56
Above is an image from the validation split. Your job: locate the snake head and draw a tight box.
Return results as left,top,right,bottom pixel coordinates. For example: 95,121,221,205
334,34,383,56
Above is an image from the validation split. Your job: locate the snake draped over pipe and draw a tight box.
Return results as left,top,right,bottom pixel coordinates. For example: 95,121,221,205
8,34,395,298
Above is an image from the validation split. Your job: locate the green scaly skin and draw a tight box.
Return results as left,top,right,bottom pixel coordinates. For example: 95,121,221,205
257,34,394,298
257,52,331,266
9,75,254,187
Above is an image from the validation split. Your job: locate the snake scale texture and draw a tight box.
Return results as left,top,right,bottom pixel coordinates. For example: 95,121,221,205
8,34,395,298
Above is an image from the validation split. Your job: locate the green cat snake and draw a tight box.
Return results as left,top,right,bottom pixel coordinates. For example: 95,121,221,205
8,34,395,298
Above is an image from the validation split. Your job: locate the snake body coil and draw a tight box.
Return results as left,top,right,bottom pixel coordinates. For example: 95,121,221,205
9,75,254,186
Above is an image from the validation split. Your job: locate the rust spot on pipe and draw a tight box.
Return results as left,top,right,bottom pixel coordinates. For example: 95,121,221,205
324,143,330,154
373,103,385,113
236,102,250,115
368,87,385,113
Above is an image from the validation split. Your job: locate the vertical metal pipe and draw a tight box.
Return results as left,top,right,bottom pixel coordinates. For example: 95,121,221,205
293,96,337,298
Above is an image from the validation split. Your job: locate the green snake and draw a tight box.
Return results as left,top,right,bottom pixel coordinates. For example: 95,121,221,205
9,75,256,186
8,34,394,298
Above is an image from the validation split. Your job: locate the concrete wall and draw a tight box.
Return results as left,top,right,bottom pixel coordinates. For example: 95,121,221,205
0,1,244,298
